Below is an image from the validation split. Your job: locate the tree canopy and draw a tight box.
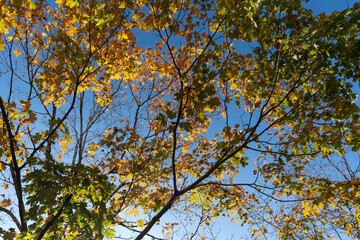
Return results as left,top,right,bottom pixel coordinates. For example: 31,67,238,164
0,0,360,239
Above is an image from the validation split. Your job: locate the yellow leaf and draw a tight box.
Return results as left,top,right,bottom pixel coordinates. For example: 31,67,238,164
0,162,5,171
230,83,237,89
0,19,5,32
9,110,19,119
67,26,77,36
156,42,164,49
0,41,4,51
318,202,324,209
13,48,21,57
59,139,68,154
119,1,126,9
166,231,171,238
125,207,139,216
66,0,79,8
0,199,11,207
204,105,212,112
118,32,128,40
55,0,63,6
2,183,8,189
190,192,200,203
132,14,139,21
17,158,23,165
29,1,36,9
181,141,189,152
188,134,195,141
302,209,309,217
88,148,97,155
137,219,145,227
114,194,121,201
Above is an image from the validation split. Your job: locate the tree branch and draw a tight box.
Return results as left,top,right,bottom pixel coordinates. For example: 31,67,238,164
0,97,27,232
36,193,73,240
0,206,21,232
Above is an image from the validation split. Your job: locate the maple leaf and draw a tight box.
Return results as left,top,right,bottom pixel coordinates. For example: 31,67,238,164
13,49,21,57
0,199,11,207
0,0,359,240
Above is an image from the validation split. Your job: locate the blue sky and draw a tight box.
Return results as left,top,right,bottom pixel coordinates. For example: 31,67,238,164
0,0,358,239
306,0,357,14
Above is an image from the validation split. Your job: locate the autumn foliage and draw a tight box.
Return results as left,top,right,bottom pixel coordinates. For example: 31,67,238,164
0,0,360,239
